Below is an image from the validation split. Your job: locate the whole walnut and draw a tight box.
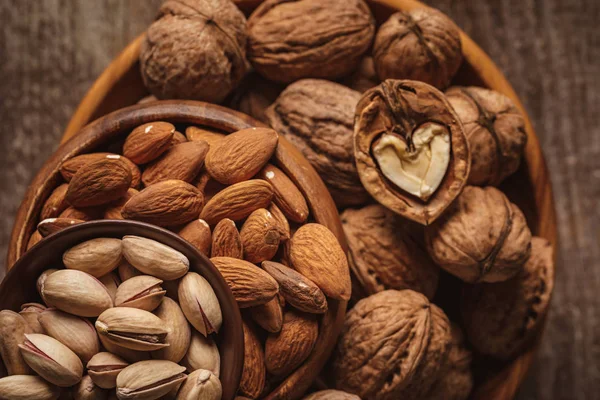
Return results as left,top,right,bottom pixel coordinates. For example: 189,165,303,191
341,204,440,300
426,324,473,400
247,0,375,83
302,390,361,400
446,86,527,186
332,290,451,400
373,8,462,89
461,237,554,359
228,73,284,123
344,57,380,93
425,186,532,283
140,0,249,103
265,79,370,207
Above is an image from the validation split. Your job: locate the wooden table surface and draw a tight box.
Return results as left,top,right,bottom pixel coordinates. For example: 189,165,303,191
0,1,597,398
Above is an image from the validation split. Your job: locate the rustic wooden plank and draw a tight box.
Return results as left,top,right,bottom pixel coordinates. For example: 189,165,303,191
0,0,598,399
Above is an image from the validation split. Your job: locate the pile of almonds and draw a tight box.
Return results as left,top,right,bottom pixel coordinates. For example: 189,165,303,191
0,235,223,400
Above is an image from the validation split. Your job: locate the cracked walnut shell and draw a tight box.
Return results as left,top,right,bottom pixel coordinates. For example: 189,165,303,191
341,204,439,300
373,8,462,89
461,237,554,359
332,290,451,400
140,0,249,103
247,0,375,83
425,186,532,283
446,86,527,186
354,79,470,225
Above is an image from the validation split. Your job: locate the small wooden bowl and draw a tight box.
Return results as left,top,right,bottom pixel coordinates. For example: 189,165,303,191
1,219,244,400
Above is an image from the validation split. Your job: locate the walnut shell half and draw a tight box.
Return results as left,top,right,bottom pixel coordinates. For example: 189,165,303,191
373,8,462,89
140,0,249,103
332,290,451,400
461,237,554,359
341,204,440,300
425,186,532,283
354,79,470,225
247,0,375,83
446,86,527,186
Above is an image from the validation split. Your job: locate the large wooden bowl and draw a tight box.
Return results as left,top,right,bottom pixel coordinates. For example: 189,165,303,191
8,0,557,399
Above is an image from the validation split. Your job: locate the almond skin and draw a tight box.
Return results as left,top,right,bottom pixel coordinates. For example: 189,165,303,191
239,320,266,399
177,219,212,256
60,153,141,188
104,188,139,220
123,121,175,164
290,223,351,301
265,310,318,377
250,297,283,333
259,164,309,223
142,141,209,186
205,127,279,184
186,126,226,147
211,219,243,259
40,184,69,220
66,158,132,207
37,218,84,237
200,180,273,225
171,131,187,145
122,180,204,227
240,208,284,263
210,257,279,308
59,206,102,221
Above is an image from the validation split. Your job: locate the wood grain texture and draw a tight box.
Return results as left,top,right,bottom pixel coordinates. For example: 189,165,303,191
0,1,597,399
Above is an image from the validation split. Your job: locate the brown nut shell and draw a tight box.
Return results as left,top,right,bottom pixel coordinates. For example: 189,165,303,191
425,186,532,283
461,237,554,359
354,79,470,225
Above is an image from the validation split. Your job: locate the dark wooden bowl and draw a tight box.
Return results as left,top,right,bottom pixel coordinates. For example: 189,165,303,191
7,101,347,400
1,219,244,400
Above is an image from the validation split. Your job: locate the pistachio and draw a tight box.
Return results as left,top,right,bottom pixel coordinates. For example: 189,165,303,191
178,272,223,337
98,335,150,364
19,303,47,333
117,260,141,282
122,236,189,280
99,272,121,302
19,333,83,387
63,238,123,277
38,309,100,364
0,310,33,375
181,330,220,377
152,298,191,363
176,369,221,400
95,307,169,351
87,352,129,389
114,276,166,312
42,270,114,317
0,375,60,400
116,360,187,400
73,375,108,400
37,269,58,306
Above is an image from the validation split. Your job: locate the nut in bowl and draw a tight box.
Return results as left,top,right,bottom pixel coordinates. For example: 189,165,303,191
0,220,244,400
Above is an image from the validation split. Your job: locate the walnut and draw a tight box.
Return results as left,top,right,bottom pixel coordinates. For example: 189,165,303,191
228,73,284,123
266,79,370,207
140,0,249,103
332,290,451,400
341,204,440,300
461,237,554,359
425,186,532,283
344,57,380,93
373,8,462,89
446,86,527,186
426,324,473,400
247,0,375,83
354,79,470,225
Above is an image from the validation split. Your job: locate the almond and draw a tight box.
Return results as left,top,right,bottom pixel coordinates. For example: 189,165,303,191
171,131,187,145
290,223,351,301
250,298,283,333
104,188,139,220
265,310,318,377
200,180,273,225
240,208,284,263
60,153,141,188
177,219,212,256
195,171,227,202
262,261,327,314
211,219,243,259
269,203,291,241
239,320,266,399
205,128,278,184
27,230,43,250
142,141,209,186
259,164,309,223
186,126,226,147
37,218,84,237
59,206,102,221
123,121,175,164
40,184,69,220
210,257,279,308
122,180,204,227
66,158,132,207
